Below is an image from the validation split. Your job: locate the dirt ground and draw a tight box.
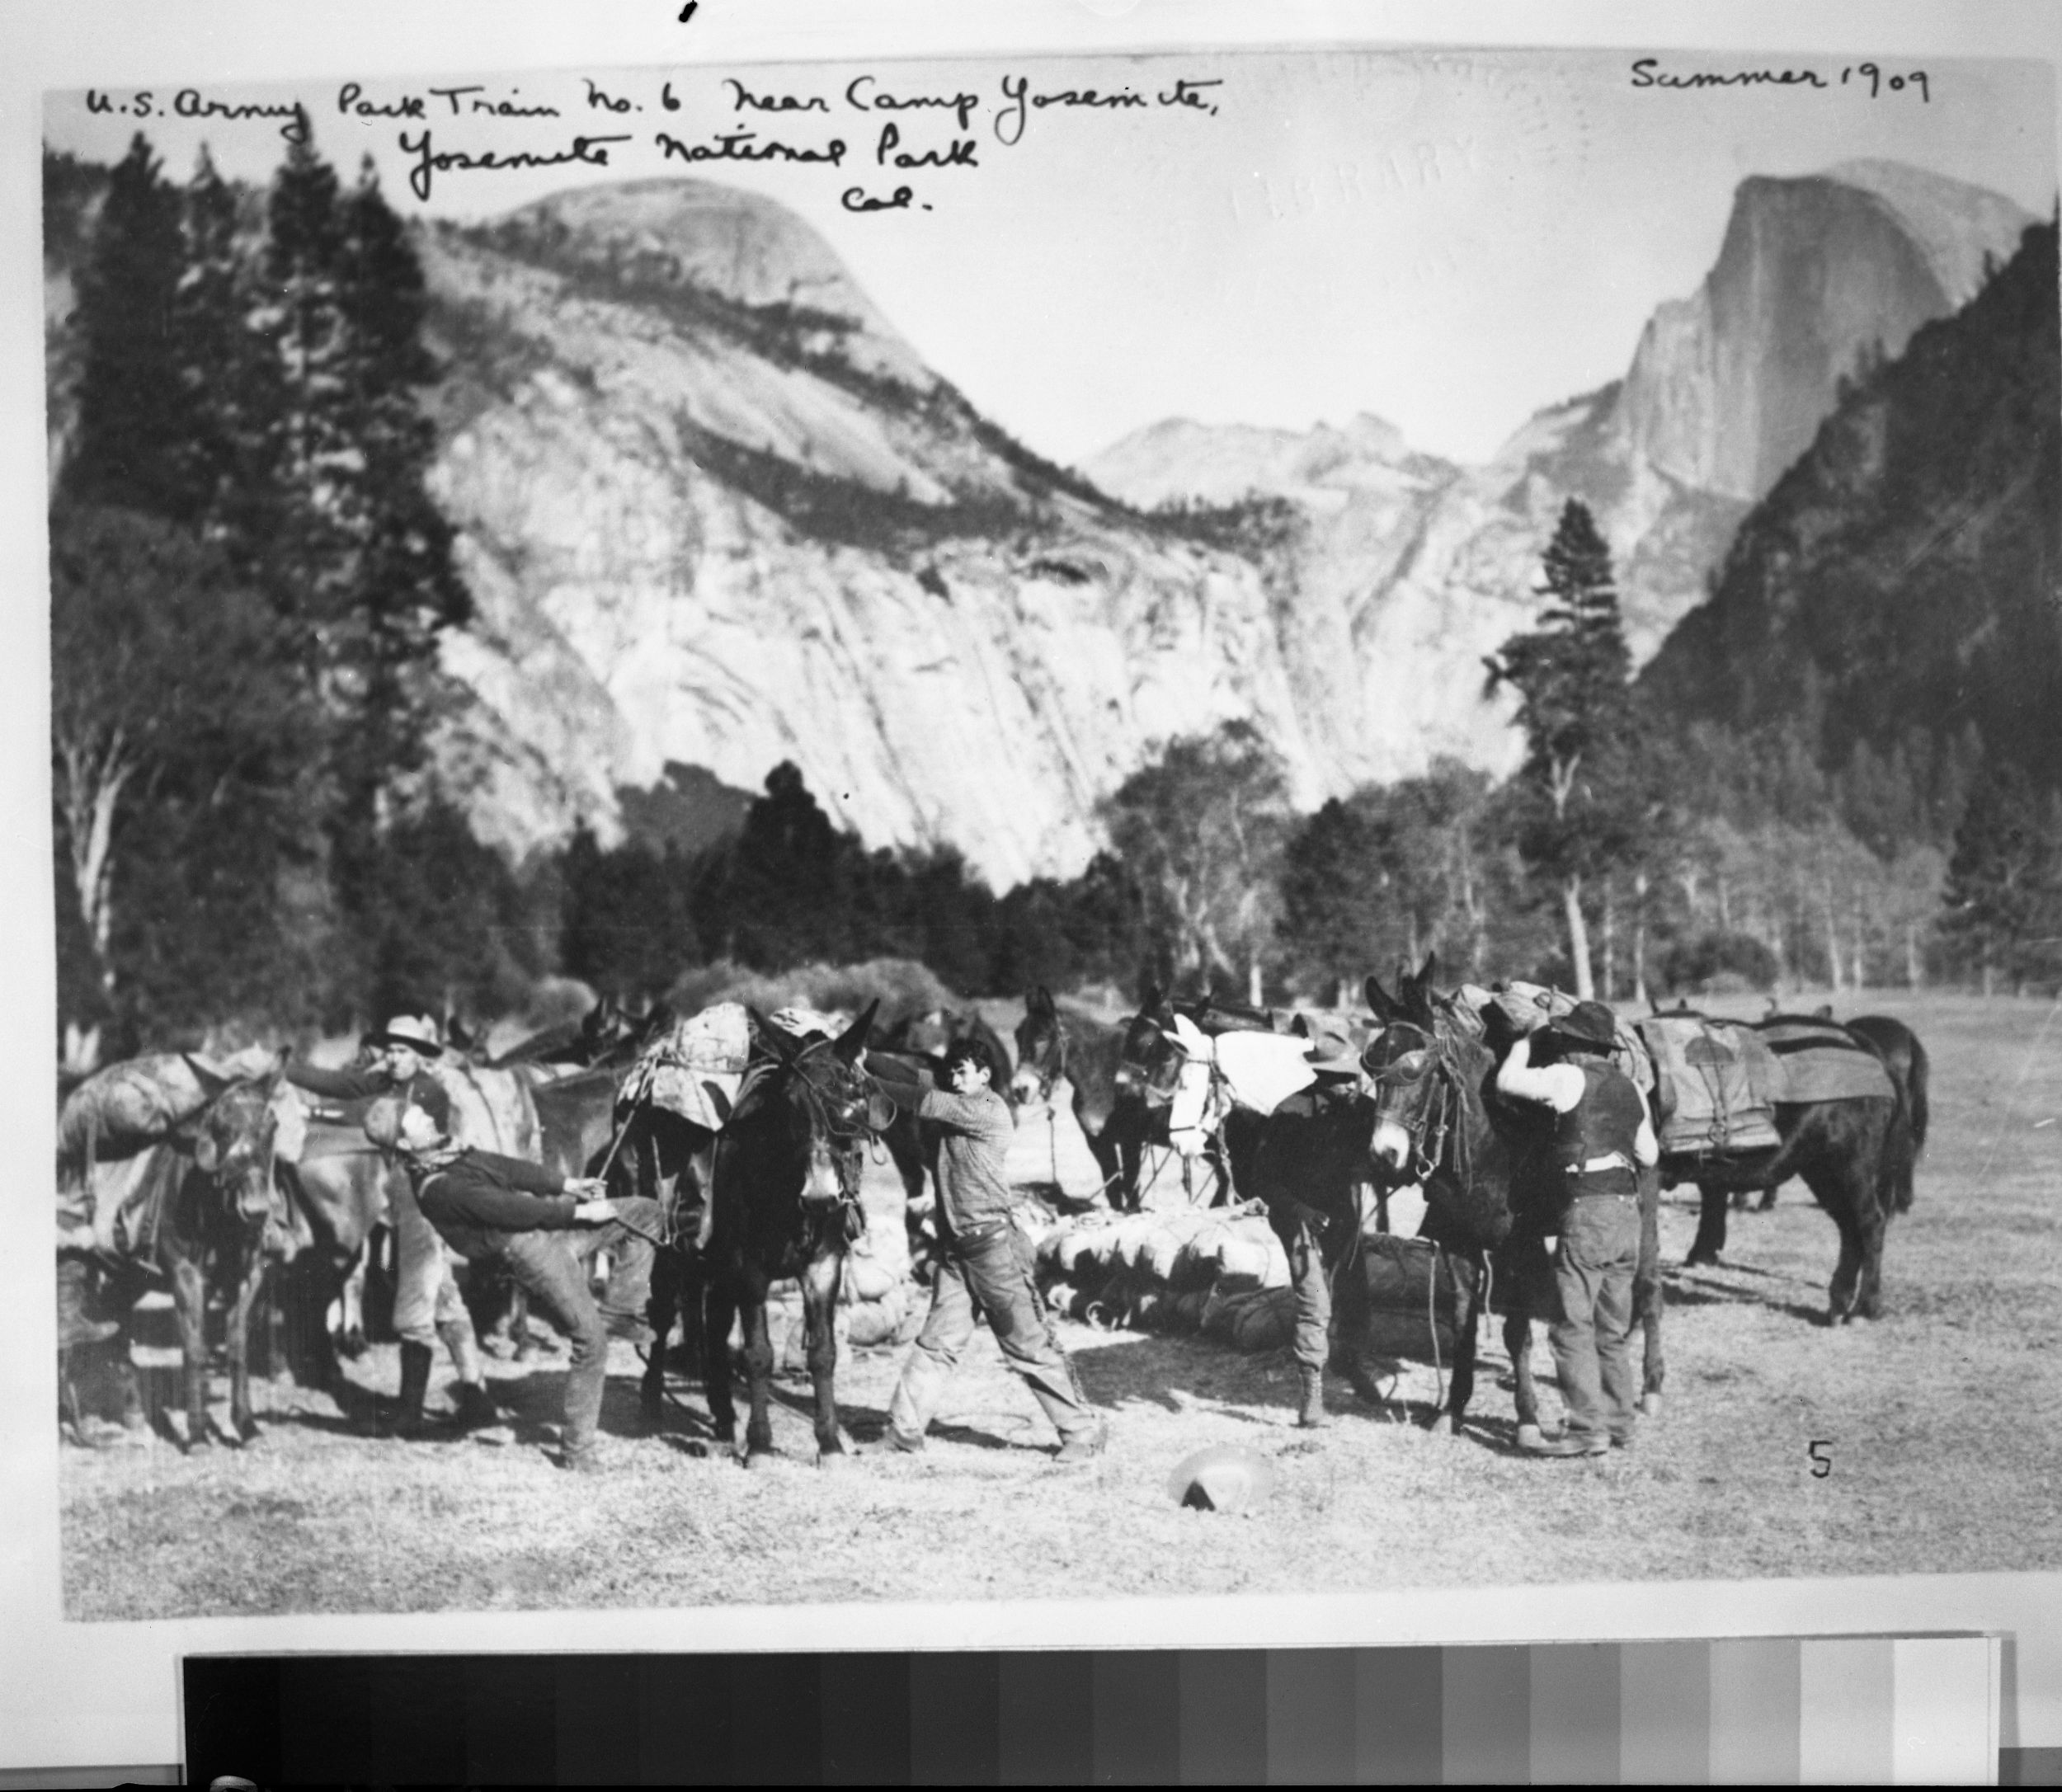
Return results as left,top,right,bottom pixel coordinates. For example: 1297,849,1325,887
59,990,2062,1620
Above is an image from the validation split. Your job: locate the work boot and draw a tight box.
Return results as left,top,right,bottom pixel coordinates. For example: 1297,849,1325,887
57,1258,120,1351
391,1342,454,1440
1525,1432,1608,1459
1297,1366,1329,1429
439,1319,497,1431
1052,1422,1106,1465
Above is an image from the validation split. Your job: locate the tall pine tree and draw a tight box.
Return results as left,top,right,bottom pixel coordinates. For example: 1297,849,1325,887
63,134,196,520
1485,499,1644,998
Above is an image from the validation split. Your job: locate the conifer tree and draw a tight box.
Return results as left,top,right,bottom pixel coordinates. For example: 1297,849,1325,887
1485,499,1644,998
176,146,280,560
1941,758,2062,994
64,134,195,520
261,133,350,615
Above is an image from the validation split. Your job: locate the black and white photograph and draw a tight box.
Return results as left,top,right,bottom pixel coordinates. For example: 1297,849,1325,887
29,15,2062,1649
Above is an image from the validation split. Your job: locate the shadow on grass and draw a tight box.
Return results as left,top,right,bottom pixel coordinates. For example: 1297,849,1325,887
1665,1269,1828,1326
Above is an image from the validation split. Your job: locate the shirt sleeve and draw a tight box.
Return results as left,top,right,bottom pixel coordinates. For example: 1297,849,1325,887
462,1150,572,1197
1633,1086,1660,1166
418,1161,581,1232
918,1089,1012,1144
285,1061,386,1101
1493,1037,1585,1112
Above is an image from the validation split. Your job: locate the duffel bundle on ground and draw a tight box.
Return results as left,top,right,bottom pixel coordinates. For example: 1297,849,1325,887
1034,1203,1293,1350
756,1238,923,1364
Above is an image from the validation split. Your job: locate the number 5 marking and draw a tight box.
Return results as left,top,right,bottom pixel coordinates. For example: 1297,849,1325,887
1808,1439,1833,1478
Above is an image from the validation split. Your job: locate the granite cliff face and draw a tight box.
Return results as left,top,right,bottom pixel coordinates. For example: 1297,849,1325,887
49,158,2023,886
417,181,1335,887
1087,163,2033,783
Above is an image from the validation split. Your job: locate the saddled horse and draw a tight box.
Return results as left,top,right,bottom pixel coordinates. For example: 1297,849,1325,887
1361,960,1667,1443
89,1069,287,1448
1012,986,1151,1208
633,1005,889,1466
1677,1011,1927,1321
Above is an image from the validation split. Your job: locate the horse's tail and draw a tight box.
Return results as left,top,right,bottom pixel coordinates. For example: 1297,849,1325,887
1848,1016,1926,1211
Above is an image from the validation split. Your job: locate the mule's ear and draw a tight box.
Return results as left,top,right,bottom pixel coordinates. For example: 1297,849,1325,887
1291,1013,1311,1037
1364,974,1398,1022
1417,952,1438,993
1028,985,1053,1016
182,1054,234,1099
833,1001,878,1064
746,1006,794,1061
1137,971,1161,1009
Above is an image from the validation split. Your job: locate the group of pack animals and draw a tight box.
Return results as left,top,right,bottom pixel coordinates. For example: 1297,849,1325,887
61,962,1927,1465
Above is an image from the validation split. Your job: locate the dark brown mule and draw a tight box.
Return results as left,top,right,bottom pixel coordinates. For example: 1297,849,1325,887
1362,960,1666,1443
99,1070,286,1449
634,1005,888,1466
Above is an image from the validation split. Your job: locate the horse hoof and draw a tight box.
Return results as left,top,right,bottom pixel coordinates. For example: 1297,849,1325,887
1516,1423,1546,1451
1431,1412,1459,1437
1638,1393,1664,1420
817,1450,849,1472
742,1450,777,1472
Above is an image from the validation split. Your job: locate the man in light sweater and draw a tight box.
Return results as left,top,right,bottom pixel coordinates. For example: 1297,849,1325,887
870,1038,1103,1462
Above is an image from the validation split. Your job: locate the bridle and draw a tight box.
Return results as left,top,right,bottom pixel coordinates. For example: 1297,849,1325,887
1115,1012,1187,1112
1018,1012,1069,1103
789,1041,880,1239
1365,1018,1474,1191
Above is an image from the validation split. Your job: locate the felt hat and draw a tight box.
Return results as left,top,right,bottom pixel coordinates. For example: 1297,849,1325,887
1545,999,1618,1054
363,1014,445,1056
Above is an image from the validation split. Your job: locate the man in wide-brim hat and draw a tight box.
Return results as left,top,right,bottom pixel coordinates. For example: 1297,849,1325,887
1495,998,1659,1457
285,1013,492,1439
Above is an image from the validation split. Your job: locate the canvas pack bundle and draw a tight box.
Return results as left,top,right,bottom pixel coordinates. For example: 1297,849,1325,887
1756,1018,1896,1103
623,1001,752,1131
1458,981,1657,1094
1354,1233,1469,1365
1635,1014,1783,1155
58,1050,271,1174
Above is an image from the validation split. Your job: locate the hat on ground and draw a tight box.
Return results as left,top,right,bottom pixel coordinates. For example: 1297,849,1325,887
1545,1000,1618,1055
1165,1443,1276,1513
363,1014,445,1056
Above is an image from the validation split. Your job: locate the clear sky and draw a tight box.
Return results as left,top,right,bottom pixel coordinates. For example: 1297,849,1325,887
43,45,2056,468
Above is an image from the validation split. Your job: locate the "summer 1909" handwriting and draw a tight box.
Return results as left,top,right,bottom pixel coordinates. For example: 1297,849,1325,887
1630,58,1929,102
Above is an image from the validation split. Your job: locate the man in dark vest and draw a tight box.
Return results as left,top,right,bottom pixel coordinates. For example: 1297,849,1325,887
365,1092,663,1473
869,1038,1104,1462
285,1015,493,1438
1495,1000,1658,1457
